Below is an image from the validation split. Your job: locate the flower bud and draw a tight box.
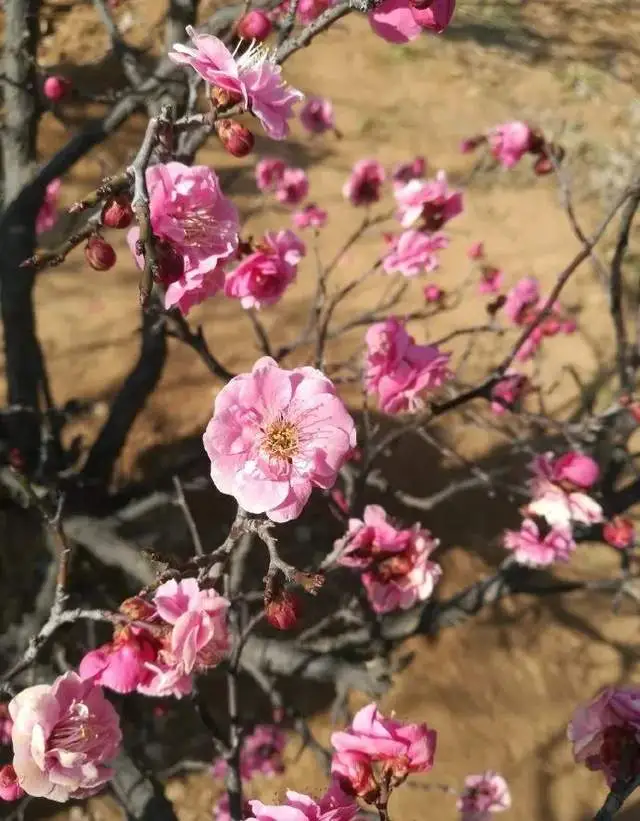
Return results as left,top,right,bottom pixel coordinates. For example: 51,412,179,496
210,87,244,109
237,10,273,41
603,517,635,550
0,765,24,802
85,236,116,271
424,283,444,304
102,195,134,229
43,75,71,103
216,119,255,158
154,238,184,287
265,591,300,630
119,596,156,621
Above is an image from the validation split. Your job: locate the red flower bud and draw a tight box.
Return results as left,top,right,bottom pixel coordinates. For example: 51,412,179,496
102,195,134,229
0,765,24,802
216,119,254,158
237,10,273,41
154,238,185,287
265,592,300,630
85,236,116,271
603,517,635,550
43,75,71,103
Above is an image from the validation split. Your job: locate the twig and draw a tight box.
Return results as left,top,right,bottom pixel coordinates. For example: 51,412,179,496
593,774,640,821
168,311,235,382
172,475,204,556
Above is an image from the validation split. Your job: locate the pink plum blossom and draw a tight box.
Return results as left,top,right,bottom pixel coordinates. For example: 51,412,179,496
503,277,540,324
467,241,484,260
394,171,463,230
203,357,356,522
0,765,24,802
526,482,603,528
568,687,640,785
9,672,121,802
275,167,310,206
214,792,253,821
343,159,385,207
424,283,444,303
503,518,575,567
213,724,286,781
530,451,599,491
365,318,451,413
256,157,286,192
127,162,239,315
603,517,635,550
79,625,160,694
488,121,533,168
170,30,303,140
293,203,328,230
457,772,511,821
36,179,61,235
383,229,449,276
392,155,426,186
248,784,360,821
478,265,503,294
300,96,335,134
490,372,528,415
368,0,455,44
297,0,331,24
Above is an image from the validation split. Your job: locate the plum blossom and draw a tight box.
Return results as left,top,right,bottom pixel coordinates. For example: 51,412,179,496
9,672,121,801
297,0,331,24
365,318,451,413
127,162,239,315
568,686,640,785
457,772,511,821
530,451,599,491
79,624,160,694
424,283,444,303
36,179,61,235
392,155,426,186
368,0,455,44
256,157,286,192
526,482,603,528
503,517,575,567
382,229,449,276
214,792,253,821
300,96,335,134
0,765,24,802
343,159,385,207
503,277,539,324
478,265,503,295
248,783,360,821
488,121,534,168
503,277,576,360
275,167,310,206
336,504,441,613
170,30,303,140
603,517,635,550
213,724,286,781
203,357,356,522
467,241,484,260
293,203,328,230
394,171,463,230
490,372,528,415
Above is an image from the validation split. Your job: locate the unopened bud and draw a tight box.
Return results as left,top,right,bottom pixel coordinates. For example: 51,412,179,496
603,517,635,550
154,238,184,287
265,591,300,630
0,765,24,802
210,87,244,109
102,195,133,229
216,119,254,158
85,236,116,271
43,75,71,102
237,9,273,41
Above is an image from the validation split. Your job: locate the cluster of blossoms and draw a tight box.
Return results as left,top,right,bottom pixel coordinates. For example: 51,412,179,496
364,317,451,413
503,451,603,567
503,276,576,360
334,504,442,614
79,579,230,698
461,120,562,175
256,157,329,230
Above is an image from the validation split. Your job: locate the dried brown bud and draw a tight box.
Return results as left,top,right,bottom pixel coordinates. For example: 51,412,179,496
85,236,116,271
265,591,301,630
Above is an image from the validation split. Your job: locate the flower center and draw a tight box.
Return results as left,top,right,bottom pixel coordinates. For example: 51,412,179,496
234,39,275,74
263,420,299,461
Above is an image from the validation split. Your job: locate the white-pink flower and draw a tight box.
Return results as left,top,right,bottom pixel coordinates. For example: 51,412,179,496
127,162,239,315
299,96,335,134
203,357,356,522
527,481,603,528
36,179,61,235
504,517,575,567
343,159,385,207
382,229,449,276
170,29,303,140
9,673,121,802
394,170,463,229
488,121,533,168
457,771,511,821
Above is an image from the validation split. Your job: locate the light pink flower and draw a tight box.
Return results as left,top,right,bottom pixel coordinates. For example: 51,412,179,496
478,266,503,294
457,772,511,821
488,121,533,168
293,203,328,230
343,159,385,207
0,765,24,802
527,480,603,527
127,162,239,315
170,30,303,140
467,241,484,260
213,724,286,781
392,156,426,186
300,96,335,134
490,372,528,415
365,318,452,413
424,283,444,303
36,179,61,235
275,167,310,206
256,157,286,192
568,687,640,785
203,357,356,522
394,171,463,230
9,672,121,802
503,517,575,567
530,451,599,491
383,230,449,276
248,785,360,821
368,0,455,43
503,277,539,324
78,625,160,694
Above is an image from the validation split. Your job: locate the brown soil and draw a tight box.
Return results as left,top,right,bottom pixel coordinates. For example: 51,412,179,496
8,0,640,819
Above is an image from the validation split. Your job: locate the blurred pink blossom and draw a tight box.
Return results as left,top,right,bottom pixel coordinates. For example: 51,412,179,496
478,266,503,294
467,241,484,260
300,96,335,134
343,159,385,206
35,179,61,235
526,481,603,528
424,283,445,303
368,0,455,43
457,771,511,821
383,229,449,276
213,724,286,781
256,157,286,192
490,372,528,415
392,156,426,186
488,121,533,168
530,451,599,491
394,171,463,230
248,785,360,820
275,167,310,206
293,203,328,230
503,277,539,324
0,765,24,802
503,518,575,567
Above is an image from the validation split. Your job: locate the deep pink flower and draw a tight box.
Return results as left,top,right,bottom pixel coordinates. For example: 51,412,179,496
383,229,449,276
127,162,239,315
297,0,331,24
478,265,503,294
203,357,356,522
467,241,484,260
457,772,511,821
9,673,121,802
0,765,24,802
293,203,328,230
503,277,539,324
503,518,575,567
343,159,385,207
392,156,426,186
368,0,455,43
527,481,603,528
603,517,635,550
394,171,463,230
170,29,303,140
0,704,13,746
275,167,310,206
78,625,160,694
365,318,452,413
36,179,61,235
300,96,335,134
424,283,444,303
488,121,533,168
530,451,599,491
213,724,285,781
224,241,297,309
568,687,640,785
214,792,253,821
248,786,360,821
490,372,528,415
335,504,413,569
256,157,287,192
